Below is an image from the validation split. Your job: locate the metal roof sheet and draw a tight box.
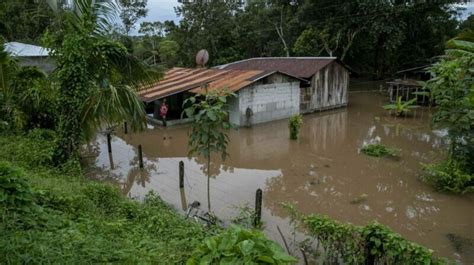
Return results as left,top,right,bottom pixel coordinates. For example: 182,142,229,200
216,57,342,79
138,67,300,102
4,42,50,57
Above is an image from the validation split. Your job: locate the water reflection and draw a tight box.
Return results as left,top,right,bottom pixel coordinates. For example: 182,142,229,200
84,92,473,264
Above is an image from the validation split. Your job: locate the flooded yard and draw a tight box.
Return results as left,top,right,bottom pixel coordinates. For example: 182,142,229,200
84,92,473,264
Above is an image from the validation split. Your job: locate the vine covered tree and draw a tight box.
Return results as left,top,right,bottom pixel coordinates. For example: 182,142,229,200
46,0,158,162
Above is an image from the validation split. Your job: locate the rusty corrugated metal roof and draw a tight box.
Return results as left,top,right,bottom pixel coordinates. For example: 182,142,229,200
216,57,344,79
138,67,279,103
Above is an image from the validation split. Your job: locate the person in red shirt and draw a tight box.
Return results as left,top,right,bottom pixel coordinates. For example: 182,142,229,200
160,99,169,126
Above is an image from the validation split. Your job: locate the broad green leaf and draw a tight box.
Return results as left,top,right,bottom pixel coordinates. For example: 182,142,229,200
239,240,255,256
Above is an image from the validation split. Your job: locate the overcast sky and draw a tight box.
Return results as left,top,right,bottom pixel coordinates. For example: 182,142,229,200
132,0,474,34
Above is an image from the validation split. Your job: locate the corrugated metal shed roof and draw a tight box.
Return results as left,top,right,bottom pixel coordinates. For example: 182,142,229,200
216,57,348,79
138,67,299,103
4,42,50,57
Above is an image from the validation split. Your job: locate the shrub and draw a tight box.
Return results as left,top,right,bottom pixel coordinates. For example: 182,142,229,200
426,33,474,176
361,143,399,157
288,114,303,140
187,225,297,264
83,182,125,215
0,161,34,212
0,129,57,168
361,223,437,265
422,160,474,194
283,203,445,264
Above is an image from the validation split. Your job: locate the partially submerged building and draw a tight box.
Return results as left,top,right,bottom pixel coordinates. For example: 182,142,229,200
138,67,302,126
216,57,351,113
387,65,430,104
4,42,54,72
139,57,351,127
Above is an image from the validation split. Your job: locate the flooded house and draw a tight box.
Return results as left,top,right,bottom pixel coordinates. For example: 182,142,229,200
138,67,303,126
139,57,351,127
216,57,351,113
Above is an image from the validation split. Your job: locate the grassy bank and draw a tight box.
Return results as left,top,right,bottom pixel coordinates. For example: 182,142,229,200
0,130,212,264
0,130,296,264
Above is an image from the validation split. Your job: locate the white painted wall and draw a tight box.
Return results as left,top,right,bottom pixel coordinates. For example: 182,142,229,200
230,76,300,126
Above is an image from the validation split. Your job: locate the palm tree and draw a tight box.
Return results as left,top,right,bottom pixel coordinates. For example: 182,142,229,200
46,0,160,161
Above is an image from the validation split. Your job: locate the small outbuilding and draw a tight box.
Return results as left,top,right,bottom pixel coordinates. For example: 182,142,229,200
386,65,430,105
138,67,302,126
4,42,54,72
216,57,351,113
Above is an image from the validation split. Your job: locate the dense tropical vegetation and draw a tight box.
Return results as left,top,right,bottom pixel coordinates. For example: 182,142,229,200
0,0,468,78
422,31,474,194
140,0,462,78
0,1,296,263
1,0,473,263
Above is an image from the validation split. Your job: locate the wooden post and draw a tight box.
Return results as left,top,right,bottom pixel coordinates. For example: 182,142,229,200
180,188,187,211
138,144,144,169
395,84,399,101
254,189,262,228
124,122,128,134
107,133,112,153
179,161,184,188
108,152,114,169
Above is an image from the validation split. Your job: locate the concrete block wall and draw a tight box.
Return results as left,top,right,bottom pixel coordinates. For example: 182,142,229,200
228,95,241,126
233,79,300,126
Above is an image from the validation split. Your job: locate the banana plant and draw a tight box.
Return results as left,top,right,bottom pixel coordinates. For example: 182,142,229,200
383,96,419,116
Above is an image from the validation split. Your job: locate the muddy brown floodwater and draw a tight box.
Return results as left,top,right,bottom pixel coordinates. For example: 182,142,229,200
84,92,473,264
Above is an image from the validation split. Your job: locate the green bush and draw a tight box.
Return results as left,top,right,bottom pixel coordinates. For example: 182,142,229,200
0,129,57,168
0,162,34,212
361,143,399,157
187,225,297,264
288,114,303,140
361,223,438,265
422,160,474,194
283,203,445,264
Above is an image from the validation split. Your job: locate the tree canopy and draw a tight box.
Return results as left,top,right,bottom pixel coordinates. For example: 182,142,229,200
157,0,462,77
0,0,466,77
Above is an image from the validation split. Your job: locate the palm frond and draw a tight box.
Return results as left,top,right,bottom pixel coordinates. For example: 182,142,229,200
445,49,473,58
90,38,162,90
105,47,161,88
447,40,474,52
47,0,119,35
81,83,146,140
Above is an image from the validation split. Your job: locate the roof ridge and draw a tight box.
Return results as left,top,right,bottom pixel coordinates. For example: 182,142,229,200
215,57,337,70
